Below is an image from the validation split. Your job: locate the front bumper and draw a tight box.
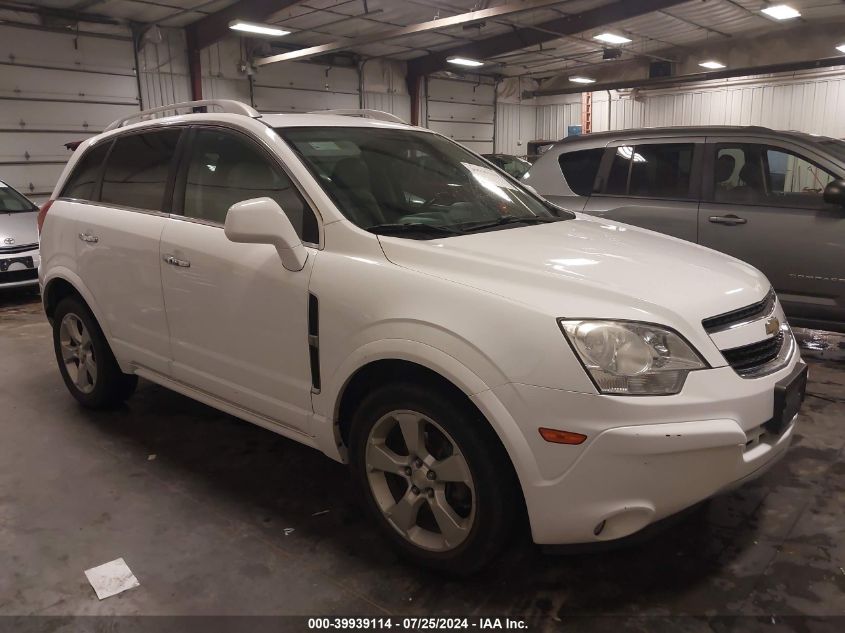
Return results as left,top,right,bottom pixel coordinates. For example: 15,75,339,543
477,350,803,545
0,248,40,288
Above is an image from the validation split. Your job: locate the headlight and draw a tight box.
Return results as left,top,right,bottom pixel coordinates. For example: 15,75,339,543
559,320,708,395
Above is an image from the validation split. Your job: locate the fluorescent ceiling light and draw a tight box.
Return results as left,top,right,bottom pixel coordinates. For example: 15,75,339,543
761,4,801,20
699,60,726,69
229,20,290,36
837,43,845,54
593,32,632,45
447,57,484,67
570,76,596,84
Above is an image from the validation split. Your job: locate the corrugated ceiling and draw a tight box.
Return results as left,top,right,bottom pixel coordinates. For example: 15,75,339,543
14,0,845,76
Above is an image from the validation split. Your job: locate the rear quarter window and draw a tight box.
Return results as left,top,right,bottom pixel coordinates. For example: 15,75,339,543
558,148,604,196
60,141,111,201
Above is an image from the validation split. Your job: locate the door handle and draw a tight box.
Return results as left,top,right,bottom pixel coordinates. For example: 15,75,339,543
163,255,191,268
78,232,99,243
708,214,747,226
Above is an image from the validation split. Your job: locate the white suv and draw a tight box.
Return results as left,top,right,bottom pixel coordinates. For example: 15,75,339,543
38,100,806,572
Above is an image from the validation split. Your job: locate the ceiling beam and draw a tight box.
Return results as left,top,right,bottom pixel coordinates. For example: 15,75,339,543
253,0,568,66
406,0,689,77
186,0,304,51
531,55,845,96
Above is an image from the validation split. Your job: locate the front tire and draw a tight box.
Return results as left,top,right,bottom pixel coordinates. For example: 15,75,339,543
52,296,137,409
349,382,518,574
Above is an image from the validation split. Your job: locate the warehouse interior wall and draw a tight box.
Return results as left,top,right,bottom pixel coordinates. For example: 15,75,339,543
0,21,139,204
587,66,845,137
4,13,845,203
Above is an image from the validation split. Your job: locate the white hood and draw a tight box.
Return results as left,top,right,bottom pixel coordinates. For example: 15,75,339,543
378,214,770,335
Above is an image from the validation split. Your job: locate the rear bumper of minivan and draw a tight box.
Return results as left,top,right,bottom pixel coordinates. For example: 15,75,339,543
476,352,802,545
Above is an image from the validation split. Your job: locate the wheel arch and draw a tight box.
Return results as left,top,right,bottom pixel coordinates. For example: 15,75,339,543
42,270,110,337
322,340,542,503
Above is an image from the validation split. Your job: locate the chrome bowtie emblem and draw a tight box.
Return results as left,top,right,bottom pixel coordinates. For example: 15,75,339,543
765,316,780,336
3,237,14,245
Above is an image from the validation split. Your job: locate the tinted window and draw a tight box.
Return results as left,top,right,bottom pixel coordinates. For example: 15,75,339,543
101,129,181,211
182,128,318,242
60,141,111,201
559,148,603,196
628,143,694,199
714,144,836,208
602,144,694,198
605,146,634,195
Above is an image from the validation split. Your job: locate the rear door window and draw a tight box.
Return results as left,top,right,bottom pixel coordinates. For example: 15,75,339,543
101,129,181,211
60,141,111,201
601,143,695,199
558,148,604,196
629,144,694,198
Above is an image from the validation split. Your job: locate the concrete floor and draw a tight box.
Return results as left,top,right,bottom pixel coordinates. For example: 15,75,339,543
1,287,844,629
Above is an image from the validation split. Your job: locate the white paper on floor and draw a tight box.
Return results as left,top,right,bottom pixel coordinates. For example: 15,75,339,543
84,558,140,600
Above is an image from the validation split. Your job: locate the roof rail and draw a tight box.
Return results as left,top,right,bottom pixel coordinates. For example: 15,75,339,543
307,109,406,124
105,99,261,132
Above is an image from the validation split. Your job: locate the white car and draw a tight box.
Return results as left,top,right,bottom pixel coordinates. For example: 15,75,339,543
1,180,40,289
38,100,806,572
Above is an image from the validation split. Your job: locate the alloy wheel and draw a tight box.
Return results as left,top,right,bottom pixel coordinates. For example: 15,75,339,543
59,313,97,394
365,410,476,552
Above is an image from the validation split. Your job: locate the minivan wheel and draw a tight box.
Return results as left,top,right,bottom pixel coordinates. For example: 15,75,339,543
52,296,138,409
349,382,517,574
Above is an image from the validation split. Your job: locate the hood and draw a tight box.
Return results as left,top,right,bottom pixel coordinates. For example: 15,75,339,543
0,211,39,248
378,214,770,332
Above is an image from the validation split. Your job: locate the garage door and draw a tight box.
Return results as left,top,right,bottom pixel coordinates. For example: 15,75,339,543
426,77,494,155
252,61,359,113
0,24,139,204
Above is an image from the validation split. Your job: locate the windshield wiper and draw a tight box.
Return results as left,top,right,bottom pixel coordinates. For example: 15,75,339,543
366,222,465,237
458,215,562,233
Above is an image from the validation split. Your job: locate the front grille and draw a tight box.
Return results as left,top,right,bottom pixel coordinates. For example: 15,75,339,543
0,243,38,255
0,267,38,283
702,289,776,333
722,332,784,373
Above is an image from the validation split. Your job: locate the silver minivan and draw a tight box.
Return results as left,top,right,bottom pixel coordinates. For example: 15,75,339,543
525,126,845,333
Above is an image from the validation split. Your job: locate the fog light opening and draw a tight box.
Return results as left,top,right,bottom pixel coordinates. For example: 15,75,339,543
593,520,606,536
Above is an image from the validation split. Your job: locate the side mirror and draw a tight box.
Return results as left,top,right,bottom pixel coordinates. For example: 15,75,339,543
823,179,845,207
224,197,307,272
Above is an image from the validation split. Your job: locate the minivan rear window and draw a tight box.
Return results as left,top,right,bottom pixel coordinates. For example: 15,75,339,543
101,129,181,211
559,149,603,196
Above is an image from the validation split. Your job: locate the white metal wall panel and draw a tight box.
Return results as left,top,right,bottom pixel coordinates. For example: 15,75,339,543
138,27,191,109
426,77,494,154
534,103,581,140
614,68,845,138
495,103,537,156
363,92,412,123
0,24,138,202
200,38,252,107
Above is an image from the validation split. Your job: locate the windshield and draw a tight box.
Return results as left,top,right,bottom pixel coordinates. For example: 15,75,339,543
0,181,37,213
281,127,571,238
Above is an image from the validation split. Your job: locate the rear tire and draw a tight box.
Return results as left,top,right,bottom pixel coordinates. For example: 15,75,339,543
52,296,138,409
348,381,518,574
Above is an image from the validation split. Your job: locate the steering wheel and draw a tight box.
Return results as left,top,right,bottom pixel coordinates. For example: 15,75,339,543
419,189,458,212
